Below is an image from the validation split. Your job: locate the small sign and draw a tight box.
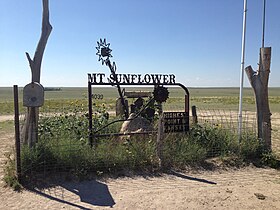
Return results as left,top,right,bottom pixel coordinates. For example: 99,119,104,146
23,82,44,107
163,112,189,133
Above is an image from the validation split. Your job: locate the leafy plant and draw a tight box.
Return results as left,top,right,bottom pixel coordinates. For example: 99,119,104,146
17,100,278,185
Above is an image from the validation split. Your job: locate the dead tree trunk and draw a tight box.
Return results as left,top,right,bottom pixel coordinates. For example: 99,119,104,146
22,0,52,147
245,47,272,151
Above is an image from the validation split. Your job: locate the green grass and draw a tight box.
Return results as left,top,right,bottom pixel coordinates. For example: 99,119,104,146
3,150,22,191
1,87,280,101
1,86,280,114
0,121,14,133
19,119,272,182
3,92,279,188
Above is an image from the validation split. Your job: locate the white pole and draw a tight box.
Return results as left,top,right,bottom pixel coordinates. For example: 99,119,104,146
238,0,248,142
262,0,266,48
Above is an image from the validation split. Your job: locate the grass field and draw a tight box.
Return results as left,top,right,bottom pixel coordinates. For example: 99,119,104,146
0,87,279,114
1,86,278,155
1,87,280,191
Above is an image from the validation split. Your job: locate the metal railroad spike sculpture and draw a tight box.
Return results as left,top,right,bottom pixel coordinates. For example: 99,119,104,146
96,39,129,119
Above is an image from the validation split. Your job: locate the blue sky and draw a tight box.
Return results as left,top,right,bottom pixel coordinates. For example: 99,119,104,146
0,0,279,87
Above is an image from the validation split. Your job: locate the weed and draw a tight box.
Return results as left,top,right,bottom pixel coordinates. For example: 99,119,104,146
188,124,233,157
3,87,280,189
3,150,22,191
20,112,269,181
162,134,207,168
261,152,280,168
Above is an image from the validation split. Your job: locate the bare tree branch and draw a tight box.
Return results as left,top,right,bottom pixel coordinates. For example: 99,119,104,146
259,47,271,86
26,0,52,83
245,47,272,150
22,0,52,147
25,52,34,73
245,65,256,88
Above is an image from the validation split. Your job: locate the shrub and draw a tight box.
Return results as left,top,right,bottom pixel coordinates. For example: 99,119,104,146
188,125,233,157
239,135,263,160
261,152,280,168
17,103,277,184
162,134,207,168
21,119,266,180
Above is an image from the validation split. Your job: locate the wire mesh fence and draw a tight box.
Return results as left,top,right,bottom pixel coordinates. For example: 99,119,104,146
271,112,280,156
195,106,280,156
17,99,280,185
196,107,257,137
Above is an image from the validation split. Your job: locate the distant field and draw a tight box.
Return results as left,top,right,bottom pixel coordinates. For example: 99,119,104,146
0,87,280,114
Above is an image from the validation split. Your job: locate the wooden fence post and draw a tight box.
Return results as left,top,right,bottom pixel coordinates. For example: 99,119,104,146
192,105,198,125
245,47,272,150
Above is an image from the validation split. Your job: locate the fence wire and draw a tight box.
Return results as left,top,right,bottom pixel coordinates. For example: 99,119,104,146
195,107,280,156
18,104,280,184
196,107,257,135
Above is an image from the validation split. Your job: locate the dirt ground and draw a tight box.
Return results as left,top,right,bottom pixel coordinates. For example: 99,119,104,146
1,120,280,209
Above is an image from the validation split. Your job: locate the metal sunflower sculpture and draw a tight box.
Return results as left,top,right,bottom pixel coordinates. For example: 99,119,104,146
96,38,112,65
95,38,128,118
153,86,169,103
